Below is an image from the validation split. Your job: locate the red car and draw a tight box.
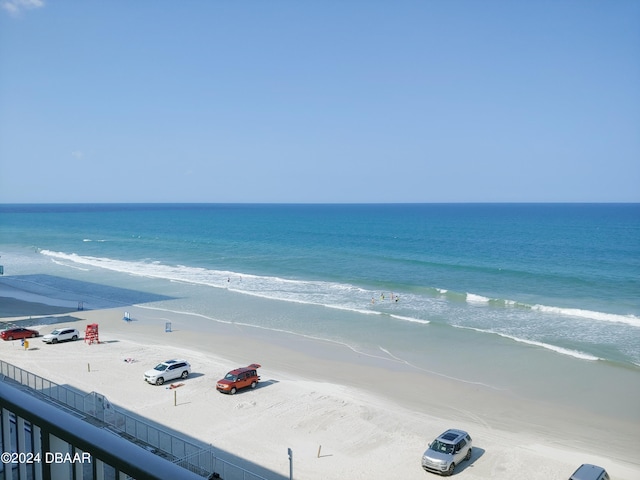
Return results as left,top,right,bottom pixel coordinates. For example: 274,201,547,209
1,327,39,341
216,364,261,394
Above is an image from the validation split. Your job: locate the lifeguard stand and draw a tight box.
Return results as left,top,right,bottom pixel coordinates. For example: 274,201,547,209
85,324,99,344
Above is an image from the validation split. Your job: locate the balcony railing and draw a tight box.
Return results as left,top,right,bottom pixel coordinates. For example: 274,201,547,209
0,360,272,480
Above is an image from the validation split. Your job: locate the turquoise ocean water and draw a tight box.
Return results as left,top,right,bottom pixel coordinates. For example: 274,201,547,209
1,203,639,378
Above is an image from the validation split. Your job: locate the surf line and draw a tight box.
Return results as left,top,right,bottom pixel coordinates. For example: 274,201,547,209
378,346,508,391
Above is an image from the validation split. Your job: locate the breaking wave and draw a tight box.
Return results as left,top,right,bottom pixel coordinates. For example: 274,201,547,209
39,249,639,330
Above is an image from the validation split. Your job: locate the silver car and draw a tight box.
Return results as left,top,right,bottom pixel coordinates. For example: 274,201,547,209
569,464,610,480
422,429,472,476
42,328,79,344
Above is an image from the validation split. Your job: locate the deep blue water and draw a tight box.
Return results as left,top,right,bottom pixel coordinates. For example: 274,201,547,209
1,203,639,367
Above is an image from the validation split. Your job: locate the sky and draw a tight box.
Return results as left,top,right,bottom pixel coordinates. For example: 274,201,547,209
0,1,638,203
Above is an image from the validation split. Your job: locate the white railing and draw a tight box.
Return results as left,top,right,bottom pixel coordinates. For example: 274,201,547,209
0,360,271,480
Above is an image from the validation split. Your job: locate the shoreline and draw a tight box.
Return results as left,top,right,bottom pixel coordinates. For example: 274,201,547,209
1,292,640,479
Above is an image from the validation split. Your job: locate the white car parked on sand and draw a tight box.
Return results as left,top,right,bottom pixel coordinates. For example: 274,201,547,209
42,328,80,344
144,359,191,386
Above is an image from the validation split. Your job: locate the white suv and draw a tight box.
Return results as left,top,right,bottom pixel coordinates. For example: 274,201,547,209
422,429,473,476
42,328,79,344
144,359,191,386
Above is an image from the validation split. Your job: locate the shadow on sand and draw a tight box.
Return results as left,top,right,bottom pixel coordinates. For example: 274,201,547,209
3,376,288,480
0,274,176,315
450,447,485,476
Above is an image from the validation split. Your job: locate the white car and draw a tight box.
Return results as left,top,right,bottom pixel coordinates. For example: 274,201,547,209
422,429,473,476
144,359,191,386
42,328,80,344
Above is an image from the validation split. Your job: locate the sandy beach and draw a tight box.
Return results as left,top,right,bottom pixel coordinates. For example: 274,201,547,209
1,293,639,480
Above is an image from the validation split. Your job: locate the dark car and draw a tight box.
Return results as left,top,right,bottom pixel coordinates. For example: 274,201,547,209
1,328,39,341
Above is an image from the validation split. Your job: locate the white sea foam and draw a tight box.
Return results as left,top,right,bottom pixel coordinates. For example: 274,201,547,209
389,314,430,325
40,249,638,335
466,293,490,303
327,304,381,315
531,304,640,328
454,325,601,361
462,288,640,327
49,258,90,271
39,250,396,319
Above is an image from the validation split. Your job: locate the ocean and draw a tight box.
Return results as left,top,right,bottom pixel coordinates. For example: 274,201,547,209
1,203,639,403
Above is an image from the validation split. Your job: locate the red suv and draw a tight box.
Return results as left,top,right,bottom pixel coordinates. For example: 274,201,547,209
216,364,261,394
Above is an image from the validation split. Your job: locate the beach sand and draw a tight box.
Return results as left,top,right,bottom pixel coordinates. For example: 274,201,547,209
1,294,639,480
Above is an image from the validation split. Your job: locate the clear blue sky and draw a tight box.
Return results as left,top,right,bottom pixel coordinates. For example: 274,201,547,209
1,1,638,203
